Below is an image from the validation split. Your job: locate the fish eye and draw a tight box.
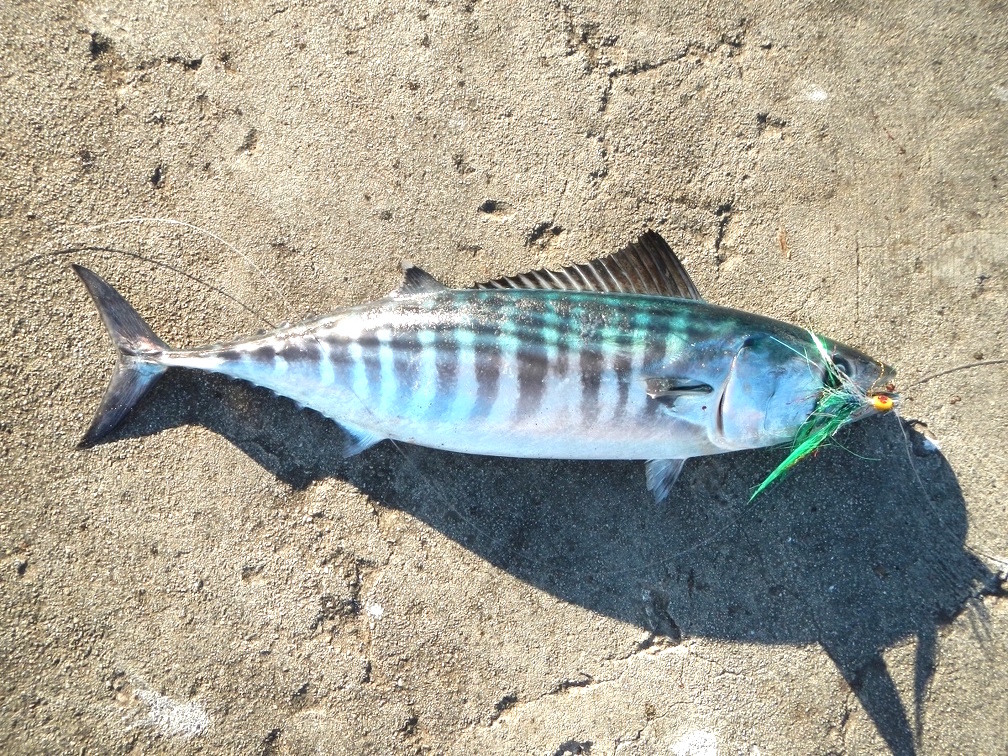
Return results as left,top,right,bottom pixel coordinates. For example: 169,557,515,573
832,355,852,377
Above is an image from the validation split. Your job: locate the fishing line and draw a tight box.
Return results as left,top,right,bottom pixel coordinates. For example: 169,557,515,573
820,401,1008,647
901,360,1008,391
74,217,293,323
63,224,479,562
824,436,878,462
842,344,1008,586
891,394,1008,576
13,244,276,328
53,225,475,572
10,217,282,328
216,346,974,613
30,220,744,585
893,450,1006,654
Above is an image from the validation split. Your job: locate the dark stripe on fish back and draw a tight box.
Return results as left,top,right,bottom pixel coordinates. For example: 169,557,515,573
553,305,586,381
216,348,241,362
392,332,421,405
552,327,570,378
250,343,277,364
580,348,604,425
434,329,459,415
611,352,633,417
359,334,382,401
321,334,353,370
515,345,548,417
642,341,667,370
472,339,502,419
640,333,669,418
279,339,323,365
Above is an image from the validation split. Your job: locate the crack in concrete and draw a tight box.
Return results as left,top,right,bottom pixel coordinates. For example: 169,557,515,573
482,642,694,731
712,202,734,265
614,723,646,750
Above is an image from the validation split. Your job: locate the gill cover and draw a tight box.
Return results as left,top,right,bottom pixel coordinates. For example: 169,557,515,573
717,336,820,451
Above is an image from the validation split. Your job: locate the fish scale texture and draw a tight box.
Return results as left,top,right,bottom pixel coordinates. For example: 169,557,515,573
1,1,1007,755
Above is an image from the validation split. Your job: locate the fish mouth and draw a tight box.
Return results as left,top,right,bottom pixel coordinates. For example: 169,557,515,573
866,361,898,397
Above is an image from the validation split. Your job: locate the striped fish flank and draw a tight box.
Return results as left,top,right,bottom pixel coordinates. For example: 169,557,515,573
72,231,895,500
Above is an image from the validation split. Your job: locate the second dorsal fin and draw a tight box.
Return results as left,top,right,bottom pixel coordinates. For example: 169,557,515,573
393,262,449,297
474,230,703,300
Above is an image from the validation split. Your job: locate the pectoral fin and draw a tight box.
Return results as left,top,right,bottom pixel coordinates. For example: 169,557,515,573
645,458,687,503
644,377,713,405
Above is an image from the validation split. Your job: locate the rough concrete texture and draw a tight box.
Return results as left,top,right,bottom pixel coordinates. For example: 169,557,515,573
1,1,1006,754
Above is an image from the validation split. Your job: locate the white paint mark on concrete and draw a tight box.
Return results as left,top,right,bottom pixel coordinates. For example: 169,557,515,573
993,85,1008,102
671,730,717,756
803,86,829,102
136,689,210,739
366,602,384,619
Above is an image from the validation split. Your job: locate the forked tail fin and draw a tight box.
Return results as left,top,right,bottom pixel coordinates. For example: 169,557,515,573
72,265,171,446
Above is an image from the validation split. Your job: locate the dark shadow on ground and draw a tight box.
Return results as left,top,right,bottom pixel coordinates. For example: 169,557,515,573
94,371,1002,756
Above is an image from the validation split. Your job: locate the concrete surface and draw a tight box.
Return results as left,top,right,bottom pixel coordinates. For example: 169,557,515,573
2,1,1006,754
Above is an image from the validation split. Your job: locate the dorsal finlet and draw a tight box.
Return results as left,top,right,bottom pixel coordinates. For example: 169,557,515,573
473,230,703,300
394,261,449,296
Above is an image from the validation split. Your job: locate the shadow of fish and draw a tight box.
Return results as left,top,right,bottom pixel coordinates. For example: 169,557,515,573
73,231,895,499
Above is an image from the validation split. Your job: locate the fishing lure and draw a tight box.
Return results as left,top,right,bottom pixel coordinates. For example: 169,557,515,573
73,231,896,500
749,334,896,500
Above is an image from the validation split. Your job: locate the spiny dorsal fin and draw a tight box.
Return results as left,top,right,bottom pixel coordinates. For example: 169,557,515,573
474,231,703,300
393,261,449,297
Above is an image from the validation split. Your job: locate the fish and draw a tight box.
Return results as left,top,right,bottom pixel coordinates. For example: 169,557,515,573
72,231,897,500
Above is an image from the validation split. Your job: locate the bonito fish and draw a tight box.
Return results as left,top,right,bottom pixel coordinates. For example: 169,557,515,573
73,231,896,499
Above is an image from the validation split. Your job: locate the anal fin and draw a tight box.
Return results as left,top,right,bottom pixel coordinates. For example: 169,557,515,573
339,422,386,457
645,459,687,503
